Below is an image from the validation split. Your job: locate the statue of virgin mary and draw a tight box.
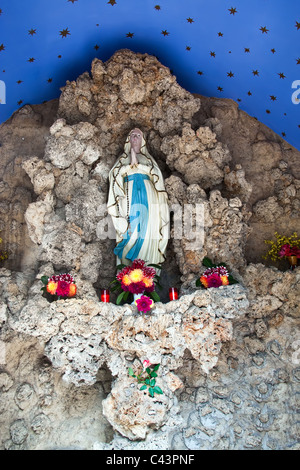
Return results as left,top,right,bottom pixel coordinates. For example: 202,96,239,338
107,128,169,266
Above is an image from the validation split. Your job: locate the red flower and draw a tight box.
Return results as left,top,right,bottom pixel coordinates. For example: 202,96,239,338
56,280,71,297
206,273,223,288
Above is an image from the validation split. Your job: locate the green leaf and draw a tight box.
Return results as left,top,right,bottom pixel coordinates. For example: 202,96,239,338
128,367,134,376
149,387,155,398
228,274,239,284
202,257,214,268
153,386,163,395
149,291,160,302
195,278,201,287
145,378,150,385
41,275,49,285
148,263,162,270
116,263,127,271
140,385,147,391
116,290,126,305
150,371,157,378
150,378,156,387
153,364,160,371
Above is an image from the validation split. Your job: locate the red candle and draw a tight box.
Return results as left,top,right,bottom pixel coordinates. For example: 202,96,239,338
169,287,178,301
101,289,110,303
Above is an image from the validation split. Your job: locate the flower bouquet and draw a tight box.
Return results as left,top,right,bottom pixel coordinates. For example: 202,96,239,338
263,232,300,262
41,273,77,300
110,258,161,305
196,257,238,289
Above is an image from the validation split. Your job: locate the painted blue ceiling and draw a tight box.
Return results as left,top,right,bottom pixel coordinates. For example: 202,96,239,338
0,0,299,151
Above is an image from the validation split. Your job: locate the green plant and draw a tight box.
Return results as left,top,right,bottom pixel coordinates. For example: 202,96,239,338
128,360,163,398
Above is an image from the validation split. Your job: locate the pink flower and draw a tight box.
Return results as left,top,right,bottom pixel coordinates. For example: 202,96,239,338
143,359,151,370
278,244,291,258
135,295,154,313
206,273,223,288
56,280,71,297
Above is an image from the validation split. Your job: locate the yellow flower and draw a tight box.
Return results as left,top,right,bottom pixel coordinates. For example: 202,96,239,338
47,281,58,295
221,275,229,286
68,283,77,297
129,269,144,283
122,274,131,286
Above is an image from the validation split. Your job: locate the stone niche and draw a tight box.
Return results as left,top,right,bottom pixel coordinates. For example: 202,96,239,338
1,49,300,450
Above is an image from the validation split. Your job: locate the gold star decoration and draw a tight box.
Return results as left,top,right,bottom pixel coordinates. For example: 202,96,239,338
187,18,194,23
252,70,259,76
217,86,223,92
161,30,169,36
218,32,223,37
107,0,117,5
229,7,237,15
17,100,23,105
197,71,204,76
68,0,78,3
244,48,250,53
47,78,52,83
260,26,269,33
154,5,161,11
0,44,5,52
271,48,276,54
227,71,234,77
247,91,252,96
295,21,300,30
186,46,191,51
17,80,23,84
270,95,277,101
28,29,36,36
210,51,216,57
297,58,300,65
126,32,134,38
28,57,35,62
59,28,70,38
282,132,286,137
278,73,286,79
0,9,2,15
94,44,99,50
266,109,271,114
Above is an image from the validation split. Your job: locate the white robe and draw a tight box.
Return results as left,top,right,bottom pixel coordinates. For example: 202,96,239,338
107,150,169,266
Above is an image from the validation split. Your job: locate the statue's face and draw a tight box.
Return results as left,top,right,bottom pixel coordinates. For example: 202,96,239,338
130,128,143,153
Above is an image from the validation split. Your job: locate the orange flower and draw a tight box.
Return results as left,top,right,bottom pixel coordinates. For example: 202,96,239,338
68,283,77,297
47,281,58,295
122,274,131,286
220,275,229,286
143,277,154,288
200,275,208,288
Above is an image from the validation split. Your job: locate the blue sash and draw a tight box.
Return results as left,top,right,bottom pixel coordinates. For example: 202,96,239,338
114,173,150,261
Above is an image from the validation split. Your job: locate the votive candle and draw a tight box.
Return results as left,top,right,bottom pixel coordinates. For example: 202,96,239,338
169,287,178,301
101,289,110,302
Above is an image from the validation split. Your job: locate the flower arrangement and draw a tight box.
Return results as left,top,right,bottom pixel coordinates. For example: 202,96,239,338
128,360,163,398
196,257,238,289
41,273,77,299
263,232,300,261
111,258,161,305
